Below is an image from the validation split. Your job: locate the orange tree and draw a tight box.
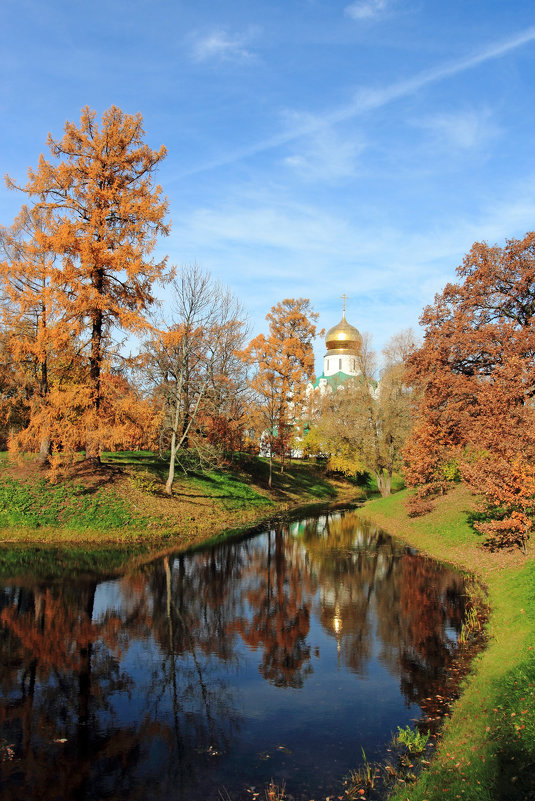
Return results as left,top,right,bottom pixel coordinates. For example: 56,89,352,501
0,205,81,461
405,232,535,550
242,298,319,485
3,106,169,462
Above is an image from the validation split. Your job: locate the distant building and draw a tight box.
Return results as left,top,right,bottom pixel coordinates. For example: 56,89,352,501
307,305,362,395
261,303,365,457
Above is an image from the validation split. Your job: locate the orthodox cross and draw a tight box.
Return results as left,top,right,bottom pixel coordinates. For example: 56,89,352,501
341,293,348,316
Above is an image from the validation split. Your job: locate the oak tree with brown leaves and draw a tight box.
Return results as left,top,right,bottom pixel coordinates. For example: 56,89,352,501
405,232,535,550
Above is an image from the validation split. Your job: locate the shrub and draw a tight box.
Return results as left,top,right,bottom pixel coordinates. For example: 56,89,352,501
395,725,430,754
406,497,434,517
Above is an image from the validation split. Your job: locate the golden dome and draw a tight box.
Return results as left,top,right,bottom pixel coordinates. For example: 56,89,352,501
325,314,361,352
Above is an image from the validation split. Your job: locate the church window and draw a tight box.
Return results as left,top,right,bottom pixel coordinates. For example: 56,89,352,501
327,359,329,371
339,358,342,370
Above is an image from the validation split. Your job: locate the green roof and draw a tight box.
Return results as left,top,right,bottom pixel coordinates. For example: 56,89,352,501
311,371,377,391
312,371,354,390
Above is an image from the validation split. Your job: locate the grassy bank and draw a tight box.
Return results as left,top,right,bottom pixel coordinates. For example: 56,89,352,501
359,485,535,801
0,451,361,550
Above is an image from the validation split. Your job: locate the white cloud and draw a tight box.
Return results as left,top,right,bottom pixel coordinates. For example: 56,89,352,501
176,204,352,259
191,28,256,63
345,0,390,21
169,175,535,298
165,173,535,358
176,26,535,179
283,121,365,182
415,108,499,150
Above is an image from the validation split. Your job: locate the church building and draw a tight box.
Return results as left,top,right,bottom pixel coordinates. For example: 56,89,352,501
308,303,362,394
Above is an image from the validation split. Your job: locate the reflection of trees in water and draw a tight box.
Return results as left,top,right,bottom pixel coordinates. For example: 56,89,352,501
0,564,244,801
228,527,315,687
304,515,399,674
295,510,467,707
0,582,142,800
0,511,468,800
138,550,247,792
397,555,465,712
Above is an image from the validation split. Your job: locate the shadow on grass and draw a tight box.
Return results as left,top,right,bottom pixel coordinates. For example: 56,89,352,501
102,450,168,476
103,451,338,502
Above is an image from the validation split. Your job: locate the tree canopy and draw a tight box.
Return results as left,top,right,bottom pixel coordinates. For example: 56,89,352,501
1,106,169,463
242,298,319,485
405,232,535,550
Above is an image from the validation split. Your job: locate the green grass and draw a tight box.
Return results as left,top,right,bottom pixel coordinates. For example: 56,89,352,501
102,449,340,502
255,457,340,499
184,470,273,510
0,476,148,531
360,487,535,801
0,451,356,546
102,450,339,499
102,449,168,477
366,484,478,548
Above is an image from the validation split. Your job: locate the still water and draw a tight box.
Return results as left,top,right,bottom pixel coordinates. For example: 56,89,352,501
0,508,468,800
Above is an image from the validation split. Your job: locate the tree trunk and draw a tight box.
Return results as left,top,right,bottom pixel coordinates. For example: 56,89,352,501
38,345,51,464
86,292,104,463
38,436,51,465
166,429,178,495
375,469,392,497
77,586,96,756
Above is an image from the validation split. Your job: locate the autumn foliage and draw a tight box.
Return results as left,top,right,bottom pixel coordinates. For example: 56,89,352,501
405,232,535,550
1,106,169,465
242,298,319,485
306,330,416,496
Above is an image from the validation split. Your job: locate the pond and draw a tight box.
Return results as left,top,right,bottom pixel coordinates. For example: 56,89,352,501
0,506,469,801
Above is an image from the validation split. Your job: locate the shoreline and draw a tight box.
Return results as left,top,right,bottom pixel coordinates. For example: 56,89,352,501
0,453,362,550
357,485,535,801
0,485,362,549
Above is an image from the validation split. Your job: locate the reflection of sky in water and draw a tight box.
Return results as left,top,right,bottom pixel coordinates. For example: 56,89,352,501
0,509,467,801
92,579,128,619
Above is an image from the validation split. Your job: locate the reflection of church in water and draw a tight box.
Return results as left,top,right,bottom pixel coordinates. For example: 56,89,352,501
307,297,362,396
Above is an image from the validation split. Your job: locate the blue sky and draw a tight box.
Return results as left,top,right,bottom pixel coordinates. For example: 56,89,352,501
2,0,535,369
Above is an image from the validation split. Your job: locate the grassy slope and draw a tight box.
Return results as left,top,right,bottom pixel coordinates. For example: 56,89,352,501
0,451,359,549
360,485,535,801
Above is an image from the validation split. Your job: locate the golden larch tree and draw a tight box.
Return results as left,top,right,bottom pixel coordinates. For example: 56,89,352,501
5,105,169,461
242,298,319,485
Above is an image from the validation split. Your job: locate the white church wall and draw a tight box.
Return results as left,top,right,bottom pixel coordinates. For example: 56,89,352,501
323,353,359,377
